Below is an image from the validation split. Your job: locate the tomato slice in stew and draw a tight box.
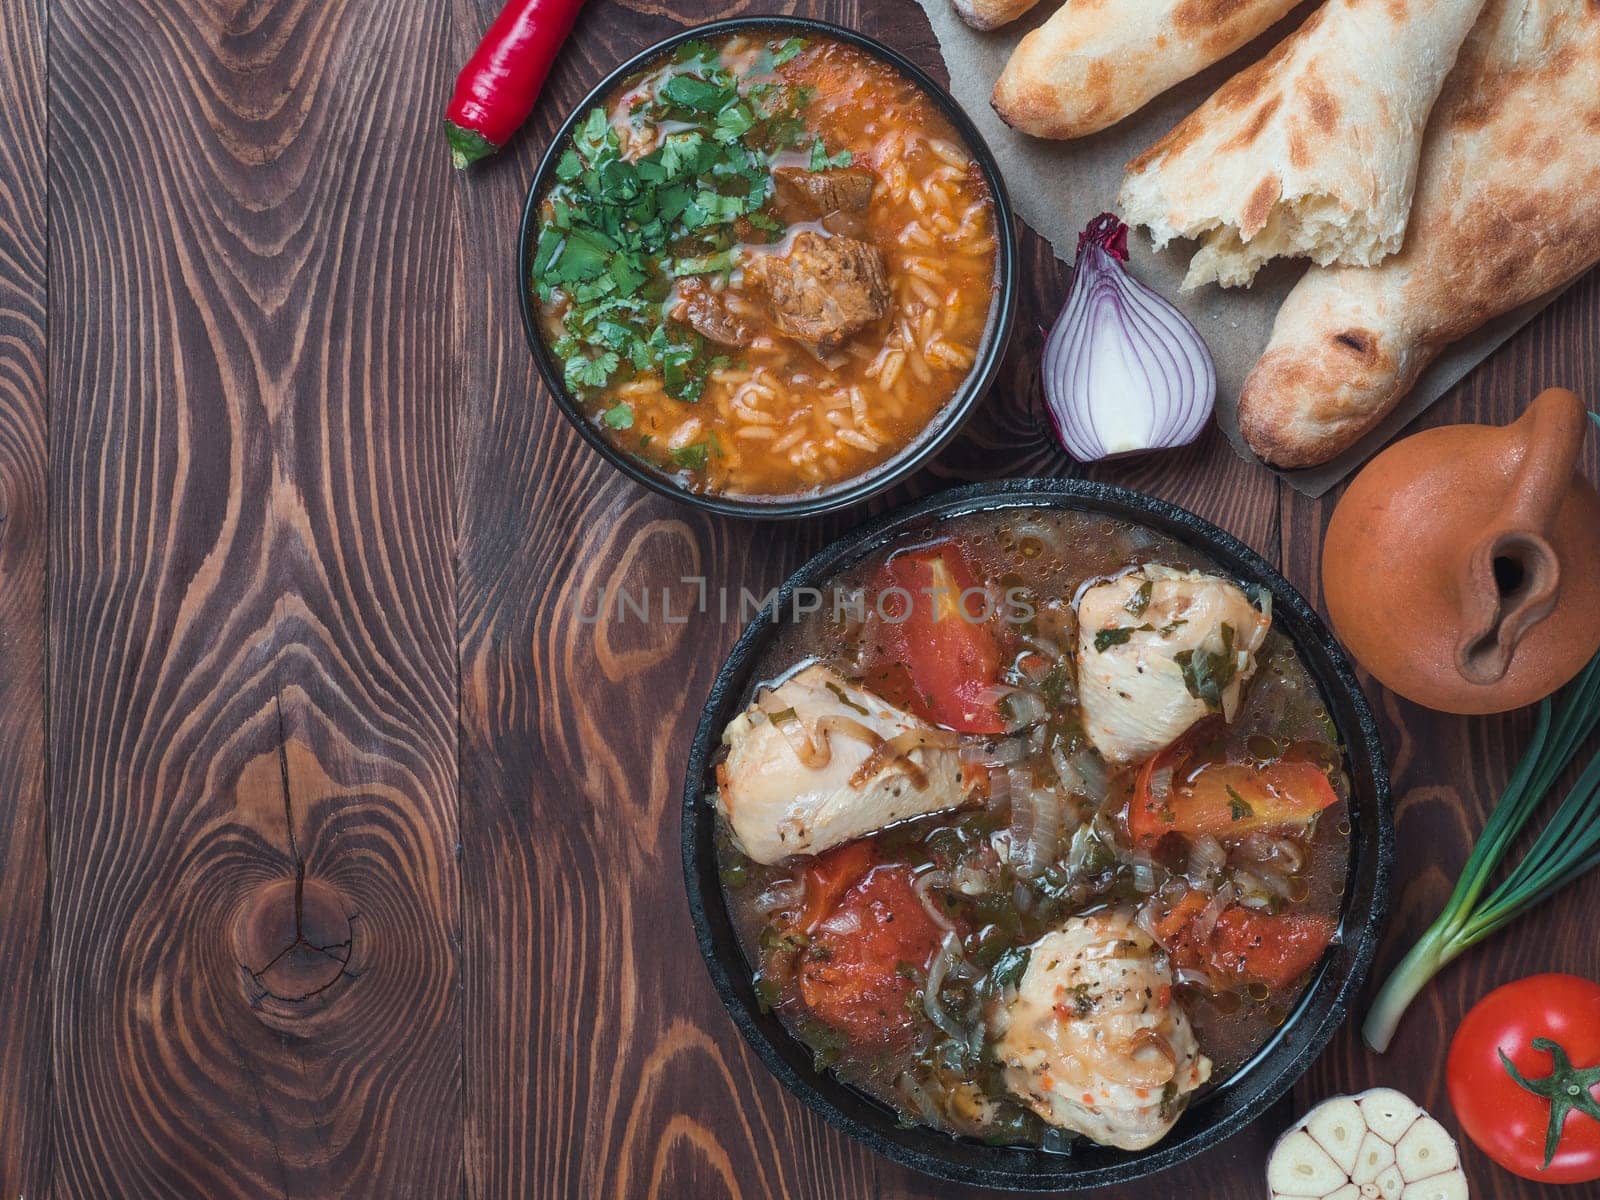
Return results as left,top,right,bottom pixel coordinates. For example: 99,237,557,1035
876,544,1004,734
797,865,944,1046
1131,748,1337,844
797,840,878,933
1207,908,1336,989
1162,901,1336,990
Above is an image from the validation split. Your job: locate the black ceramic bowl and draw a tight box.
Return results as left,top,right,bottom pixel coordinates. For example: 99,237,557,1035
517,17,1018,520
682,478,1393,1190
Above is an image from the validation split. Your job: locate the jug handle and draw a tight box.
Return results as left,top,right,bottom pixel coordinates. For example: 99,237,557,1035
1456,388,1587,685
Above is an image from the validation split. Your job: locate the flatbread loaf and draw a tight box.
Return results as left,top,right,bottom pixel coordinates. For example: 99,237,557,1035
1237,0,1600,468
1118,0,1487,290
991,0,1301,138
954,0,1043,33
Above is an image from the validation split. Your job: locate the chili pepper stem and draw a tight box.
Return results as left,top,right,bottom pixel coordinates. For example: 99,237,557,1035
445,122,499,170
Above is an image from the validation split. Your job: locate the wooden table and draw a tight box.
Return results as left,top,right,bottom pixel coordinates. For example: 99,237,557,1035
2,0,1597,1195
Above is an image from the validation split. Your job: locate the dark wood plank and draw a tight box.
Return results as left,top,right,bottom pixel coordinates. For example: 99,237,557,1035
45,0,463,1193
0,0,50,1193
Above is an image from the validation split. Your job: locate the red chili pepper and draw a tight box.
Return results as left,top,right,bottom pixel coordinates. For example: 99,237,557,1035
444,0,587,170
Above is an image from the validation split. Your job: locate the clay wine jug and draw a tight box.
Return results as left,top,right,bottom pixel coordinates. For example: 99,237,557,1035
1322,388,1600,714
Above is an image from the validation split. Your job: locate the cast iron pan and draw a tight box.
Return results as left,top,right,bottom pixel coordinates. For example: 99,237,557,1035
682,478,1393,1190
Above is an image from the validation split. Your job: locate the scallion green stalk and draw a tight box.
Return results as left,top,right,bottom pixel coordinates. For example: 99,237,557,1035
1363,646,1600,1052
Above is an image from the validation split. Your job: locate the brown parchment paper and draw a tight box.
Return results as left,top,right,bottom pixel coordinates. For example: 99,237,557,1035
915,0,1571,496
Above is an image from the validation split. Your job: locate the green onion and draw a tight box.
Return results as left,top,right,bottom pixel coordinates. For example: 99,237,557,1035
1362,648,1600,1052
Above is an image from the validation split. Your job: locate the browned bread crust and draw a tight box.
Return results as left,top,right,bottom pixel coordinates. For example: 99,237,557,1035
1118,0,1488,289
992,0,1300,138
1239,0,1600,468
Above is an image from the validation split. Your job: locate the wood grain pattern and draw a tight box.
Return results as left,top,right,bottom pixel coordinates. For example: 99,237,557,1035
45,0,462,1193
5,0,1599,1195
0,0,50,1193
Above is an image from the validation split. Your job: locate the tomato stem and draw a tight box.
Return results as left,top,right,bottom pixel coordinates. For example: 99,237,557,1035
1499,1037,1600,1170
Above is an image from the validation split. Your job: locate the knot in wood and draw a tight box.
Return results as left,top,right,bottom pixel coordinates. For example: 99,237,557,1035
235,876,357,1020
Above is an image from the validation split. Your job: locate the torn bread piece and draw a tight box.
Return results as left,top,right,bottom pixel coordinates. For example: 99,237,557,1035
1118,0,1487,290
993,0,1300,139
1238,0,1600,468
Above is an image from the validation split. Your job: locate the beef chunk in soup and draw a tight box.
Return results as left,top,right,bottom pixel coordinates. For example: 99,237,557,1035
772,165,876,217
674,278,756,349
991,911,1212,1150
715,665,969,865
745,231,891,352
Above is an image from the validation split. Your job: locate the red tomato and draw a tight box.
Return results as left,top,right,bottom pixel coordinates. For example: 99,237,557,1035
797,865,944,1046
1130,741,1337,845
875,544,1004,734
1162,901,1335,990
796,840,877,933
1447,974,1600,1184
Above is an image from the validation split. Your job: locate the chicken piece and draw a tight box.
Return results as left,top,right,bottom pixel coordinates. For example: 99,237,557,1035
772,166,876,217
991,911,1212,1150
674,276,755,347
715,664,969,864
744,231,890,352
1075,566,1270,765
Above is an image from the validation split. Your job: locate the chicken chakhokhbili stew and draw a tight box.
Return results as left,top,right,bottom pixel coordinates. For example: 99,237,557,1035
710,509,1350,1150
531,32,1000,498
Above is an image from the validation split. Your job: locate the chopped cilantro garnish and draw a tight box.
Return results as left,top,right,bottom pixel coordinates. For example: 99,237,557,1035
532,36,817,471
555,149,583,181
1226,784,1254,821
989,946,1030,990
713,101,756,143
1094,624,1152,652
671,442,712,471
672,250,735,277
1175,622,1239,712
808,139,853,171
565,351,620,391
773,37,805,65
661,73,732,112
750,36,806,76
1125,580,1153,616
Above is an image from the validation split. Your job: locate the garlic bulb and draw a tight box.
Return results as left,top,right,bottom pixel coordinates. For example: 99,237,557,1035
1268,1089,1467,1200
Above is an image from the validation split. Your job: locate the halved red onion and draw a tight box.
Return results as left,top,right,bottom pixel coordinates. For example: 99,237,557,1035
1043,214,1216,462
